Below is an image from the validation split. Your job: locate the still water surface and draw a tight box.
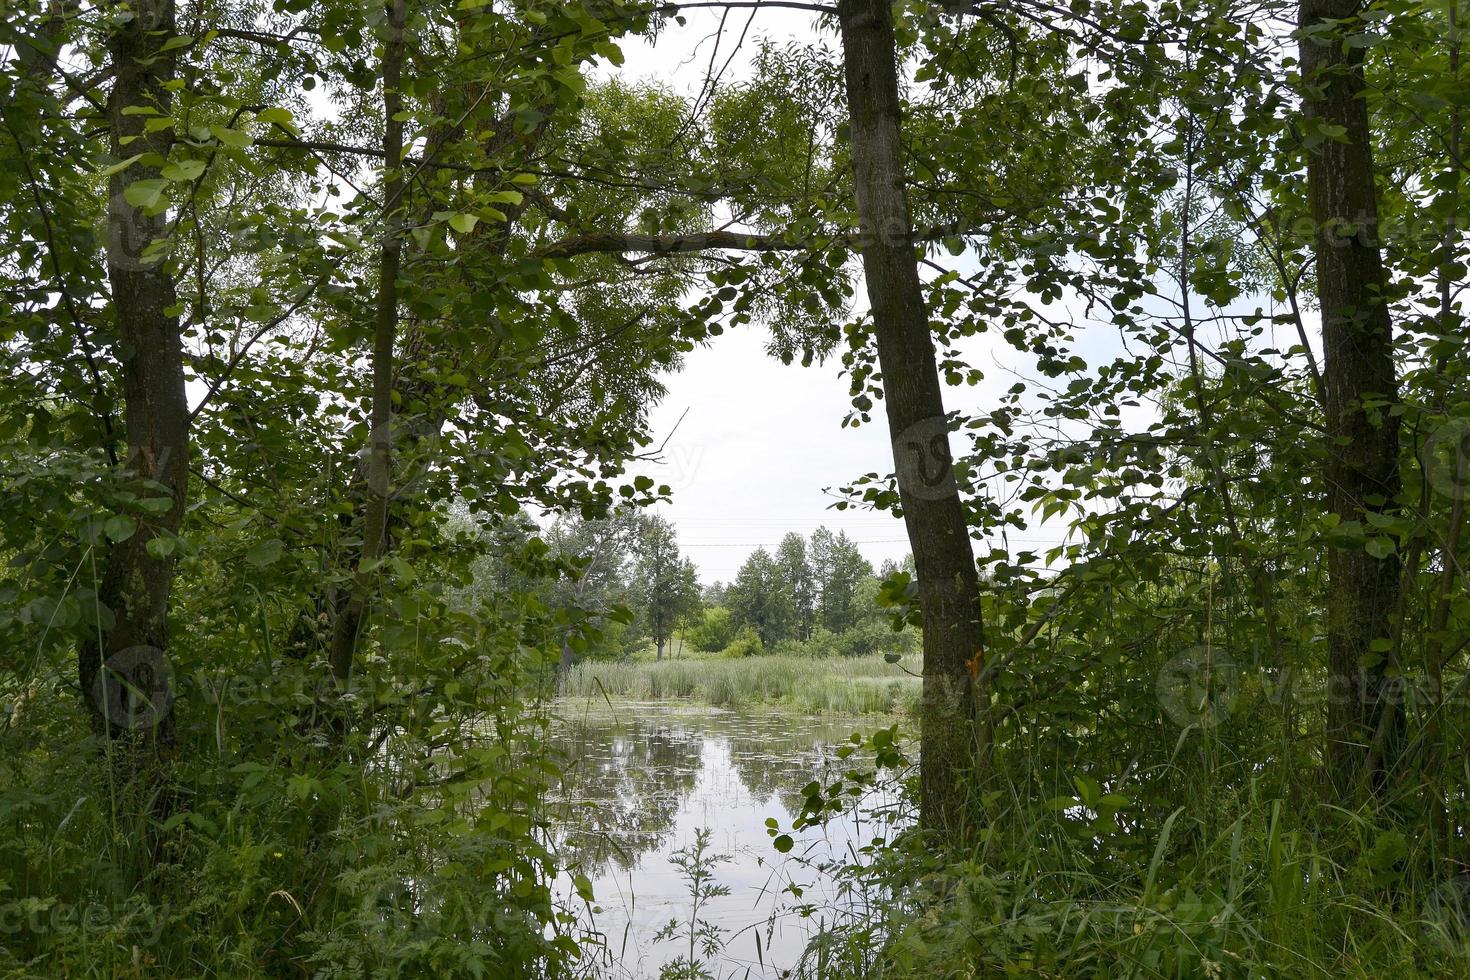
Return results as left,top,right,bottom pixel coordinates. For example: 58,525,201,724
548,702,906,979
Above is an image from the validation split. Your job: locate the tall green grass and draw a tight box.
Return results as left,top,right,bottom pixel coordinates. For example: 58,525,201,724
562,653,923,715
786,734,1470,980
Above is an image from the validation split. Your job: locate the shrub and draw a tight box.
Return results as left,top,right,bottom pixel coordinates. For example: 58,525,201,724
835,618,909,658
685,605,736,652
720,627,764,659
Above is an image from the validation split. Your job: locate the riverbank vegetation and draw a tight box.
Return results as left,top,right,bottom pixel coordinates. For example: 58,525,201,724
4,0,1470,977
466,513,920,666
564,651,922,714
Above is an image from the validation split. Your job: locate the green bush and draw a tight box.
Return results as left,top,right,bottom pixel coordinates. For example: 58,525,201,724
803,627,841,658
835,618,911,658
684,605,736,652
719,627,765,659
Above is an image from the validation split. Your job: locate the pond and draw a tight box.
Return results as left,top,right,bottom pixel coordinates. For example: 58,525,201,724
547,701,908,979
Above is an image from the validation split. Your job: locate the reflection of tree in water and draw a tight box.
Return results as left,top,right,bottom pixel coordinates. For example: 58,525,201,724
725,726,836,813
552,719,704,872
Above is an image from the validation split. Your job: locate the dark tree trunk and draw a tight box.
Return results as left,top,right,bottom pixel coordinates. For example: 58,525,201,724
329,0,409,685
79,0,187,743
838,0,988,837
1299,0,1403,797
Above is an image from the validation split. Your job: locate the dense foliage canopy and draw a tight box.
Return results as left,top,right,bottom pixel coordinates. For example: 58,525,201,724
2,0,1468,975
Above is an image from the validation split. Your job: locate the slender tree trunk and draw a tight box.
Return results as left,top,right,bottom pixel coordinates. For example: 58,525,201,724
296,83,545,666
838,0,988,837
329,0,408,684
558,639,575,691
1299,0,1403,799
78,0,187,743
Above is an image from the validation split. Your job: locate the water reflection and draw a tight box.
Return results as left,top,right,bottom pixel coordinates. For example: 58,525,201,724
555,718,705,871
548,702,901,979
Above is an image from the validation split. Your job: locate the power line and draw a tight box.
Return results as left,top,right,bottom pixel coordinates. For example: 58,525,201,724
681,537,913,547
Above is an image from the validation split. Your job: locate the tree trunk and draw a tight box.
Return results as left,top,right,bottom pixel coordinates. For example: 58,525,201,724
837,0,988,837
78,0,187,743
558,639,575,691
1299,0,1403,798
329,0,409,685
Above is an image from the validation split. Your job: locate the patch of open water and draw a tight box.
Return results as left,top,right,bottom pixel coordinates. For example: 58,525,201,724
547,701,908,979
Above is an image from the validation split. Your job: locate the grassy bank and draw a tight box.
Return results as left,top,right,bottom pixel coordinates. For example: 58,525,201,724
562,652,922,715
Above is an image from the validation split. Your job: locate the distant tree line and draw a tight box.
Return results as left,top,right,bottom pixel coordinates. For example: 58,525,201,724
459,510,698,663
692,528,917,659
464,517,917,663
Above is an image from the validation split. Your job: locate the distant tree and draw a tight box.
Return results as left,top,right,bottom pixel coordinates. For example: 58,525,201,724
545,511,642,671
546,512,639,611
775,532,817,640
809,526,836,611
878,553,916,579
631,515,702,660
704,580,729,606
816,530,875,633
727,547,795,647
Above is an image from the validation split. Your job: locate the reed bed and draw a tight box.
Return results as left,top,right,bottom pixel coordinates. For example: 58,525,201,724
561,653,922,715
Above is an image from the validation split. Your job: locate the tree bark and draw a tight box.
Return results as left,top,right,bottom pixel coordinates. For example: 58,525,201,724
328,0,409,685
1299,0,1403,798
78,0,187,743
838,0,988,837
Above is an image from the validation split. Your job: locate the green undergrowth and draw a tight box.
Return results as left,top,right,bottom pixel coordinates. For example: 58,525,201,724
771,732,1470,980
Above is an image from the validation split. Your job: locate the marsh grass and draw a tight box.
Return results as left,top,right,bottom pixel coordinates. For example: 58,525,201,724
562,653,923,715
784,738,1470,980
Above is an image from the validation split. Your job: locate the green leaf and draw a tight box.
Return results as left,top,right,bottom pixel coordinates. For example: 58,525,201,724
592,40,624,65
104,515,137,542
101,154,145,177
772,834,793,853
145,536,176,559
572,873,594,902
246,538,285,567
448,213,480,234
210,125,252,148
1365,537,1395,559
162,158,206,182
255,107,300,136
123,179,168,210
